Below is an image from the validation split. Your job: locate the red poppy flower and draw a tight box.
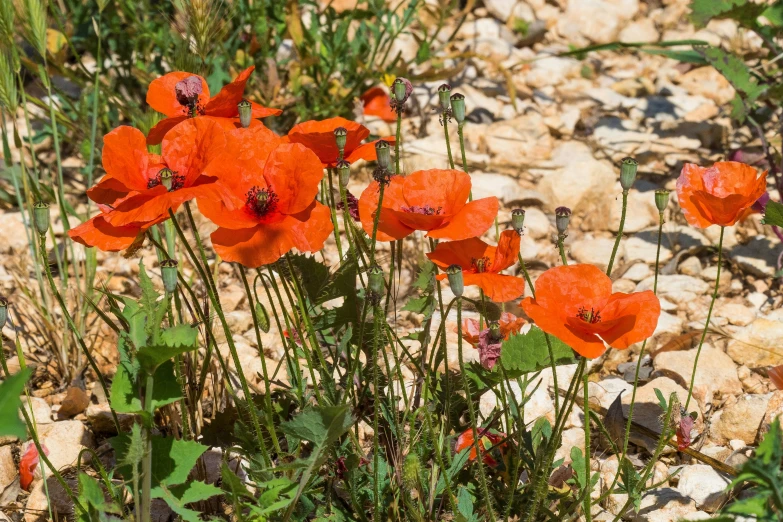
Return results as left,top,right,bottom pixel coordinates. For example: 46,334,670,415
359,169,498,242
676,161,767,228
427,230,524,302
286,117,395,167
198,140,332,267
460,312,525,347
20,443,48,491
145,66,282,145
68,206,164,252
455,428,507,468
769,365,783,390
520,264,660,359
100,118,232,228
361,86,397,122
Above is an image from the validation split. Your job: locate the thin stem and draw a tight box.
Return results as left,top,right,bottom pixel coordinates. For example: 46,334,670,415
326,169,344,260
369,181,386,263
140,372,155,522
583,364,592,522
395,109,402,175
371,301,382,516
606,190,629,276
557,234,568,266
442,118,455,169
684,226,724,410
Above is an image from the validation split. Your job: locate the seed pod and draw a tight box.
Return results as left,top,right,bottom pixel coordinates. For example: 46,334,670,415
393,77,412,104
334,127,348,157
450,92,466,124
437,83,451,111
511,208,525,234
33,201,49,236
655,190,670,213
254,301,270,333
336,159,351,188
159,168,174,191
375,140,391,170
555,206,572,236
0,296,7,329
160,259,179,294
446,264,464,298
619,157,638,191
237,99,252,128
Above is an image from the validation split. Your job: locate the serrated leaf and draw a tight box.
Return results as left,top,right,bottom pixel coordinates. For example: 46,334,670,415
696,46,765,103
762,200,783,228
136,324,198,373
690,0,766,27
119,423,145,468
110,360,182,414
112,435,208,492
0,368,30,438
221,462,253,500
499,327,576,376
570,447,587,488
156,481,221,522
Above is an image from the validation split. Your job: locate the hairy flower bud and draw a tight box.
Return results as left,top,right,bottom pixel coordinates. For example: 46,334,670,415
446,264,464,298
33,201,49,236
336,159,351,188
255,301,270,333
160,259,179,294
0,296,7,329
511,208,525,234
334,127,348,157
450,92,466,124
438,83,451,111
655,190,670,213
375,140,391,170
402,453,421,489
555,206,571,236
619,157,638,191
237,99,252,128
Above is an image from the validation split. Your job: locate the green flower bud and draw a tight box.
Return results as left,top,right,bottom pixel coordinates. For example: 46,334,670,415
33,201,50,236
437,83,451,110
0,296,7,329
160,259,179,294
450,92,466,124
511,209,525,234
619,157,638,191
375,140,391,170
334,127,348,157
237,99,252,128
555,206,571,236
336,160,351,188
655,190,670,213
159,168,174,191
446,264,464,297
368,265,385,301
254,301,270,333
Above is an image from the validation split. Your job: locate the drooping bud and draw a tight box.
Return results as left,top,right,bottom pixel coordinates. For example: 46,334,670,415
368,265,385,305
446,264,464,298
375,140,391,170
159,168,174,191
450,92,466,124
393,77,412,105
619,157,638,191
254,301,270,333
33,201,50,236
334,127,348,158
237,99,252,128
160,259,179,294
655,190,670,213
511,209,525,234
438,83,451,111
555,206,571,236
0,296,7,329
336,159,351,188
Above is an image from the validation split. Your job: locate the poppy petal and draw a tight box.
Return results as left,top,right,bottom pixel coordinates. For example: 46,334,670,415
344,137,396,164
361,87,397,123
68,214,147,252
108,182,223,226
427,236,494,269
463,272,525,302
102,126,158,192
263,143,325,215
532,264,613,318
522,299,607,358
146,116,188,146
427,197,499,240
161,118,227,185
202,124,284,192
691,191,752,227
594,290,660,349
146,72,209,117
490,230,521,272
288,117,370,165
702,162,765,198
401,169,472,215
197,196,258,230
388,208,449,231
87,177,135,206
359,178,413,241
249,101,283,118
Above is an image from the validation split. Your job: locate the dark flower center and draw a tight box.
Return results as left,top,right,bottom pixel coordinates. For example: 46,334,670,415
577,306,601,324
401,205,441,215
148,168,185,191
471,256,490,273
246,186,279,218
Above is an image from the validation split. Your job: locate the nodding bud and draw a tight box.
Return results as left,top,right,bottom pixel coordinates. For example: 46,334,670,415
159,168,174,191
368,265,385,297
655,190,670,213
33,201,50,236
334,127,348,156
255,301,271,333
446,264,464,297
375,140,391,170
438,83,451,110
511,209,525,234
555,206,572,235
450,92,466,124
237,99,252,128
619,157,638,191
393,77,412,104
336,159,351,188
0,296,7,329
160,259,179,294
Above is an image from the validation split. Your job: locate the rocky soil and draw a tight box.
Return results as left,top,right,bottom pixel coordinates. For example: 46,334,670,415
1,0,782,520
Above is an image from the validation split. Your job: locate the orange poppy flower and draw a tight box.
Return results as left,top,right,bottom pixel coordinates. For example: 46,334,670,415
198,141,332,267
427,229,523,302
286,117,395,167
769,365,783,391
455,428,507,468
359,169,498,242
145,66,282,145
361,86,397,122
676,161,767,228
520,264,660,359
460,312,526,347
102,118,232,228
68,206,164,252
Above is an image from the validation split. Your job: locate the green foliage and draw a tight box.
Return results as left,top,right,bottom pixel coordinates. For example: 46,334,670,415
76,473,122,522
689,0,766,27
763,201,783,228
0,368,30,438
500,327,577,377
136,324,198,373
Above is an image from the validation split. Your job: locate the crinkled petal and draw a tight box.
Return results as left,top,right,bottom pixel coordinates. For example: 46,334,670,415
344,137,396,165
362,87,397,122
532,264,613,319
108,182,224,226
68,214,148,252
401,169,472,215
102,126,157,191
146,116,188,146
161,118,227,185
597,290,660,349
427,236,494,269
288,117,370,165
490,230,521,272
147,72,209,117
427,197,498,240
463,272,525,302
522,299,606,358
358,178,413,241
263,143,324,215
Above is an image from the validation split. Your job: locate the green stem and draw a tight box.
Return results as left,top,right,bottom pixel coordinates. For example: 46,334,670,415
684,226,724,410
606,190,628,276
369,181,386,263
395,109,402,175
326,169,344,260
443,117,455,169
371,302,382,516
557,235,568,266
583,363,592,522
140,373,155,522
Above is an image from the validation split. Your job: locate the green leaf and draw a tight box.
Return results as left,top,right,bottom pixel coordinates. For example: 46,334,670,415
695,46,765,103
156,482,221,522
654,388,667,411
570,447,587,489
221,462,254,500
0,368,30,438
110,360,182,414
136,324,198,374
762,200,783,228
112,435,208,492
435,448,471,496
499,327,576,376
689,0,766,27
